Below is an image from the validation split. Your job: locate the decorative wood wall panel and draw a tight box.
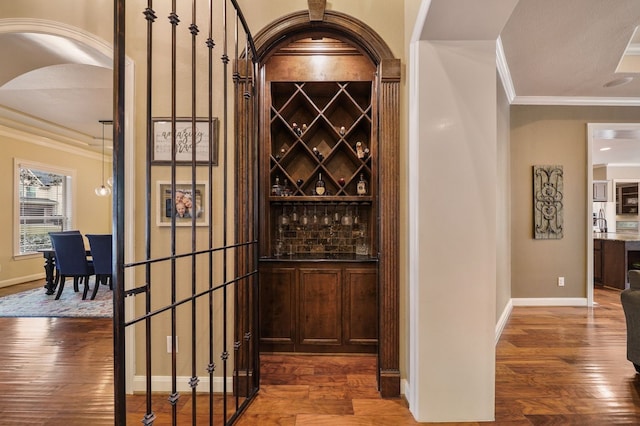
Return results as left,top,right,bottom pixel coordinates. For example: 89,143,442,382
533,165,564,240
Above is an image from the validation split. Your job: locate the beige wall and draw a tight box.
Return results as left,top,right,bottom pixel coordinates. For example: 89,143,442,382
511,105,640,298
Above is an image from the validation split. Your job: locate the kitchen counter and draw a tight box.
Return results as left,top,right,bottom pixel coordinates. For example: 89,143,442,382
593,232,640,242
261,256,378,263
593,234,640,289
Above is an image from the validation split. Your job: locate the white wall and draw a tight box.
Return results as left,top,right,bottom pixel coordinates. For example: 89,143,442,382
409,39,497,422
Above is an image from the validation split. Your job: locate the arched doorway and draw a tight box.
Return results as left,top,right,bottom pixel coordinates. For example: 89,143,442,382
0,17,137,392
237,10,401,396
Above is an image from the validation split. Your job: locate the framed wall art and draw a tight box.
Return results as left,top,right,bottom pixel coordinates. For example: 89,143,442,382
152,117,219,165
156,181,209,227
533,165,563,240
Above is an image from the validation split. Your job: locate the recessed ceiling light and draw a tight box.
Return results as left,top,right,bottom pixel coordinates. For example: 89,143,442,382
603,77,633,88
600,147,612,151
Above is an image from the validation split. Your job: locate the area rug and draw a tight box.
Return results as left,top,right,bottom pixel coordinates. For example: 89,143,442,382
0,281,112,318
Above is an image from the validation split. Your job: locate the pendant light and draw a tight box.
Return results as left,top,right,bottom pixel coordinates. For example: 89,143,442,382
95,120,112,197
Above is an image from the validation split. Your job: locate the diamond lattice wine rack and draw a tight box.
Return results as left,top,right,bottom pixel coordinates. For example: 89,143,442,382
265,80,376,259
269,81,373,200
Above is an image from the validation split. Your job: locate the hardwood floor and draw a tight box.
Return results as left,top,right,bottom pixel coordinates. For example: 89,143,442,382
492,287,640,425
0,287,638,424
0,278,45,297
237,354,417,425
0,317,114,425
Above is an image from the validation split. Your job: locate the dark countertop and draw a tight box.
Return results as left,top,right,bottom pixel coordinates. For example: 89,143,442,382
594,232,640,242
260,256,378,263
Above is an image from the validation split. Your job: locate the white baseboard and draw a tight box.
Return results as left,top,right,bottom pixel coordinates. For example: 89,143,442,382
511,297,588,307
0,273,45,289
495,299,513,345
401,378,410,402
132,375,233,394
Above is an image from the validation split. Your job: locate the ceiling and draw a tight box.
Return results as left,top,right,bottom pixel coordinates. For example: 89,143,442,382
0,32,112,153
1,0,640,161
499,0,640,166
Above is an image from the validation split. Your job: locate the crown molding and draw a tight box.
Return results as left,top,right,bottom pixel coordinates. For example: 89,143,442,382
0,105,100,144
511,96,640,107
496,36,516,103
496,36,640,107
626,43,640,55
0,122,105,161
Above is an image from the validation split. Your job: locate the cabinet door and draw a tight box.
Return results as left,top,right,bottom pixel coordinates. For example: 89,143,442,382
593,181,607,202
602,240,626,290
343,267,378,346
593,239,603,285
616,182,639,215
298,268,342,347
259,266,296,351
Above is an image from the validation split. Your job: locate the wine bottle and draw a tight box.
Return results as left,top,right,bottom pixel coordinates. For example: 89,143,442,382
271,176,282,196
357,173,367,196
315,173,326,195
282,179,290,196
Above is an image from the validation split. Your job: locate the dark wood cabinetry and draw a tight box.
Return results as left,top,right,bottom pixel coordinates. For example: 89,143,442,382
259,261,377,353
602,239,625,290
268,81,373,199
262,50,377,260
593,239,603,285
243,10,400,394
258,37,380,354
594,238,640,290
616,182,639,215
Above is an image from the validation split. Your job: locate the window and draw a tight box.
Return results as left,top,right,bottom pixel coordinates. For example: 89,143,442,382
15,160,74,255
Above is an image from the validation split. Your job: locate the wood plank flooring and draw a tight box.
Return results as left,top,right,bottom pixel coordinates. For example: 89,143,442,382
0,287,638,424
236,354,417,425
492,287,640,425
0,317,114,425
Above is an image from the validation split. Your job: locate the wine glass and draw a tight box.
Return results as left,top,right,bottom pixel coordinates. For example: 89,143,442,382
322,206,331,225
300,206,309,227
278,207,289,226
341,207,353,226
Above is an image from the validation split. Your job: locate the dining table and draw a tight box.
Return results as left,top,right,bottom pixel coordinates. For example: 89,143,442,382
38,249,91,295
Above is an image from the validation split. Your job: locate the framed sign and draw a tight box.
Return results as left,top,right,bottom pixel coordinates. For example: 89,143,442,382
156,181,209,227
152,118,219,165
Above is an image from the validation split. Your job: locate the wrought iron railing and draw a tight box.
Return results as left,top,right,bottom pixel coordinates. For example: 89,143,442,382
113,0,258,424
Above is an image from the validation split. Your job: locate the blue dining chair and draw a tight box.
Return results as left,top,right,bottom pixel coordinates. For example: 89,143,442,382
48,230,83,293
49,232,95,300
86,234,113,298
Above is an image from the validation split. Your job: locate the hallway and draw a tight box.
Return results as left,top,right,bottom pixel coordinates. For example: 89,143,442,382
0,288,638,424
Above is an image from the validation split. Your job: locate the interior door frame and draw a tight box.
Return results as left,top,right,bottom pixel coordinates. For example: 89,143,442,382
0,17,137,393
586,122,640,306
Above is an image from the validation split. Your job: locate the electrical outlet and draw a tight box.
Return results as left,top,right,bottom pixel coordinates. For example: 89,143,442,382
166,336,178,353
558,276,565,287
